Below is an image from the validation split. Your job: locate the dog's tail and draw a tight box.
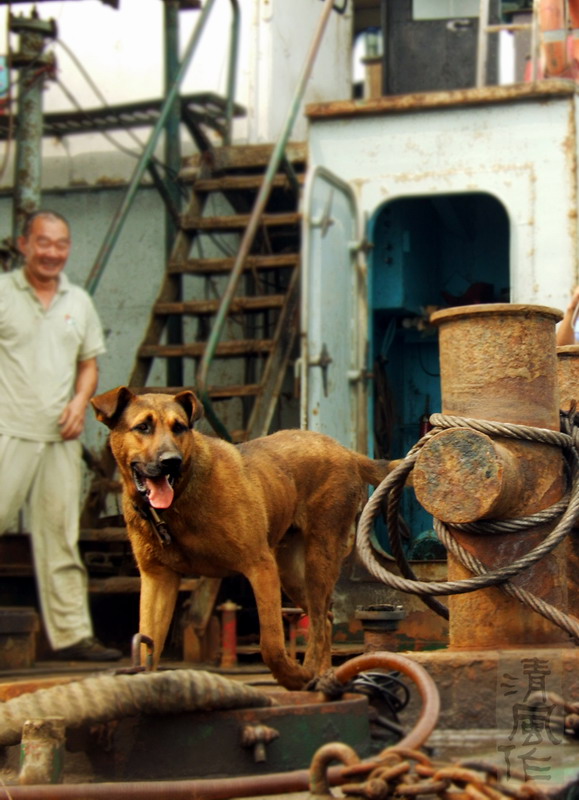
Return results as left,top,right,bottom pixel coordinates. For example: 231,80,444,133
356,455,404,488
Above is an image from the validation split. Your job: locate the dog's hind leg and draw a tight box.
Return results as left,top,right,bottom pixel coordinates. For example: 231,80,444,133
245,554,313,690
138,566,181,668
301,520,355,678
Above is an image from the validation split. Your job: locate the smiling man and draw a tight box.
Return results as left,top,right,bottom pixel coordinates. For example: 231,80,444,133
0,210,121,661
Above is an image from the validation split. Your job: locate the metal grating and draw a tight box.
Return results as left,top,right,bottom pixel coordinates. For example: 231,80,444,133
0,93,245,141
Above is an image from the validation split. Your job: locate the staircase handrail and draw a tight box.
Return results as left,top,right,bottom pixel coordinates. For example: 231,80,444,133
84,0,240,297
195,0,341,431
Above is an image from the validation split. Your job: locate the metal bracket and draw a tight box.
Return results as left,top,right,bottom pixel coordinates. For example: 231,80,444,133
309,343,333,397
310,189,335,236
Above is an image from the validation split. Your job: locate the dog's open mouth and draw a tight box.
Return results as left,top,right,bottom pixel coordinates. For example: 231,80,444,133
132,466,178,510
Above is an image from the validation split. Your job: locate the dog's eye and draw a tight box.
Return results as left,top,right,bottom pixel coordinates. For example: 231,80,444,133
132,422,151,434
172,421,189,434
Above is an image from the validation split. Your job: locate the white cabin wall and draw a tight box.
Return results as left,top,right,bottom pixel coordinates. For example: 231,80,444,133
245,0,353,143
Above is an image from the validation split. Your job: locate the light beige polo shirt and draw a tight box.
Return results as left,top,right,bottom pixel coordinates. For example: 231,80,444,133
0,269,106,442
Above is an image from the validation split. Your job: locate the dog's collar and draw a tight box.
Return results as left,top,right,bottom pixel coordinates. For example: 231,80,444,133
133,503,172,547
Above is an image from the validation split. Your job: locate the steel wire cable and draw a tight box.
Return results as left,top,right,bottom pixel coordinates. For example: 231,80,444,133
356,414,579,638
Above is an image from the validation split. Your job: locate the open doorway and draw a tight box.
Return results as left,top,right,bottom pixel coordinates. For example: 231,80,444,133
368,192,510,558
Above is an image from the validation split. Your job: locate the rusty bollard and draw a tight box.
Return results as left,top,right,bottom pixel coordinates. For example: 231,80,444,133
557,344,579,612
19,717,65,785
413,304,568,650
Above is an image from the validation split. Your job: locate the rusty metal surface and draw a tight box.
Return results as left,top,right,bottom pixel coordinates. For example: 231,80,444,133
428,305,567,649
557,345,579,411
402,647,579,731
414,428,566,522
33,689,370,782
431,304,563,428
305,79,577,120
556,345,579,615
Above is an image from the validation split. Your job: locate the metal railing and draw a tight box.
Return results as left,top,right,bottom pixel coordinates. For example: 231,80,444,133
84,0,240,296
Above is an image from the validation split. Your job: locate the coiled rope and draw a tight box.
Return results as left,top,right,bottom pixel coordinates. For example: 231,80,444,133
356,409,579,640
0,669,275,747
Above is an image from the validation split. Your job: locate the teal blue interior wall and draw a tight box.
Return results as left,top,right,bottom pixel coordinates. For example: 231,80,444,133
368,192,510,559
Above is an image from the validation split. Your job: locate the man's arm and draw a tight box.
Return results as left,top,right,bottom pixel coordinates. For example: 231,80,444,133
58,357,99,441
557,286,579,346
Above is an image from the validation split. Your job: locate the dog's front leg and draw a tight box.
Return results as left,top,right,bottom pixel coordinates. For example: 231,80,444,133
139,566,181,668
246,557,312,691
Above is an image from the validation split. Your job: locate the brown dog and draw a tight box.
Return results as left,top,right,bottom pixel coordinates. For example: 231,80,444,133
91,387,394,690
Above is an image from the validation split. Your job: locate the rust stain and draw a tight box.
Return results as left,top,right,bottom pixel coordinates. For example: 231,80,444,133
306,80,576,121
566,102,579,267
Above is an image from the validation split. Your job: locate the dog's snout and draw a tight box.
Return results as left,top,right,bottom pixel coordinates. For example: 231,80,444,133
159,452,182,474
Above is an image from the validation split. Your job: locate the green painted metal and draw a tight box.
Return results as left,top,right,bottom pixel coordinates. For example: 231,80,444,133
11,14,56,240
195,0,338,433
164,0,184,387
84,0,240,297
223,1,240,146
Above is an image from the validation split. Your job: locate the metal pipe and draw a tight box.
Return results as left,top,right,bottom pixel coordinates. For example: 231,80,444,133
223,0,240,146
84,0,220,296
164,0,184,387
163,0,181,251
11,15,55,240
196,0,338,397
0,768,343,800
331,652,440,752
217,600,240,668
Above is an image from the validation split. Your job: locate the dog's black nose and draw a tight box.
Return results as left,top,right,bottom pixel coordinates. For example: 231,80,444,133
159,453,182,474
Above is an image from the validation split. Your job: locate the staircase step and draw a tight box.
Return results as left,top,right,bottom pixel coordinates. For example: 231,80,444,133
139,339,274,359
168,254,299,275
127,384,261,399
154,295,286,316
193,173,305,194
89,576,199,594
181,212,301,232
180,141,307,179
208,383,261,399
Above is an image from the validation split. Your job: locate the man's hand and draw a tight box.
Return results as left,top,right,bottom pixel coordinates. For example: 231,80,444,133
567,285,579,317
59,357,99,441
557,285,579,346
58,394,88,440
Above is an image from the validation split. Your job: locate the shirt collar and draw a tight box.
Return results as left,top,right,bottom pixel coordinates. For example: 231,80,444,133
14,268,70,294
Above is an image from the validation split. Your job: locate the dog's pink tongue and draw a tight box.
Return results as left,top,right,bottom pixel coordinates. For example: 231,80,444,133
146,477,174,509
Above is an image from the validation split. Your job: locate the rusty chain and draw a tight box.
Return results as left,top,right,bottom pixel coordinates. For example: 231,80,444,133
309,745,575,800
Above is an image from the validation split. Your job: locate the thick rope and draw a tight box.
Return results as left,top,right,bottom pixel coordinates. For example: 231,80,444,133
357,414,579,640
0,669,274,747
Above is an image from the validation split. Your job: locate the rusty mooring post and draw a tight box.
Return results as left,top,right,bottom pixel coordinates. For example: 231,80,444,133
557,344,579,613
413,304,568,649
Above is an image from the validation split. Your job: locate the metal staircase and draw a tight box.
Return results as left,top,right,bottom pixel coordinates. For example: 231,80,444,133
128,142,305,443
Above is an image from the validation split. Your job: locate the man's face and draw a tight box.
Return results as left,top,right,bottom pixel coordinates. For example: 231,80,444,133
18,216,71,284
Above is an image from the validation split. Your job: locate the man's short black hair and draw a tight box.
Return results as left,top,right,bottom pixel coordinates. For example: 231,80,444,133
22,210,70,239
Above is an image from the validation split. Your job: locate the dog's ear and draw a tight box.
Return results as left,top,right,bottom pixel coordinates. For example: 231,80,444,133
173,390,204,428
91,386,135,429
